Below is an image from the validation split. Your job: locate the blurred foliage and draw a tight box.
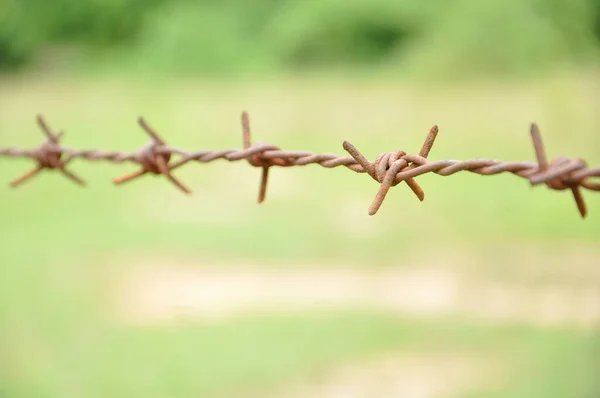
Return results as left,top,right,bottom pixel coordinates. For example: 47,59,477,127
0,0,600,75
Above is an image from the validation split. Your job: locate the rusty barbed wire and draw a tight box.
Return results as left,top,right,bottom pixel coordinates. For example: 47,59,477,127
1,112,599,218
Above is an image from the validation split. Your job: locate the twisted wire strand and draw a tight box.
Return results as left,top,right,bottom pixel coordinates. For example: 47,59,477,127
62,148,139,163
57,144,600,191
154,146,600,189
1,112,599,219
0,148,38,158
10,145,599,184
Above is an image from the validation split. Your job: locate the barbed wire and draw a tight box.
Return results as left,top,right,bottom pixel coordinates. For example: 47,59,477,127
1,112,599,218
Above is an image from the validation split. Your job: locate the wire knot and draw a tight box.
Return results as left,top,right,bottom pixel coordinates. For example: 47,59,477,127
370,150,411,184
113,117,191,194
245,142,293,169
8,115,86,187
135,142,172,175
239,112,293,203
343,125,439,215
529,124,588,218
539,157,587,191
35,140,63,169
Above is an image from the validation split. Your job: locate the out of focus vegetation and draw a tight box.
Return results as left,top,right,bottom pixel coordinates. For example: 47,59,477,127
1,2,600,398
2,0,600,76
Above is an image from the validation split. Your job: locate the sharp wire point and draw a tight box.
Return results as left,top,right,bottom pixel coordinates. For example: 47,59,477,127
240,111,273,203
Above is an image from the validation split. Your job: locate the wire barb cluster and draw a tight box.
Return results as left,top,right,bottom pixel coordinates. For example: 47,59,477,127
1,112,599,218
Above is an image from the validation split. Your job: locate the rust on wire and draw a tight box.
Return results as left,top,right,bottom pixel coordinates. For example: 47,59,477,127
239,111,292,203
529,123,587,217
113,117,191,194
7,115,86,187
343,124,440,215
1,112,599,219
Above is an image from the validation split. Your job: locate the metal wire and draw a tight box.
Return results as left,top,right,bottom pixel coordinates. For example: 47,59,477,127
1,112,599,218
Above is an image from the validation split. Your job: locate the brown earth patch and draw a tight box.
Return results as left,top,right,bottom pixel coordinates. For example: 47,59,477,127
116,264,600,327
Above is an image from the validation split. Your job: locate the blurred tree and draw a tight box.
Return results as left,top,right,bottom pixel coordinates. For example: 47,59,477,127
0,0,166,69
401,0,599,77
0,0,598,75
260,0,420,67
594,0,600,41
0,0,41,69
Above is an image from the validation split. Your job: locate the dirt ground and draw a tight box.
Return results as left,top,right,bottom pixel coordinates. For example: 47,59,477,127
111,250,599,398
118,263,600,327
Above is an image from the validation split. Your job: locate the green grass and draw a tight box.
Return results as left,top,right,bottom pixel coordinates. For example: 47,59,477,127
2,309,599,398
0,71,599,397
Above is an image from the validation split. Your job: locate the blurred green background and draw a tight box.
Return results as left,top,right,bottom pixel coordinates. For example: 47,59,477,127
1,1,600,397
2,0,600,76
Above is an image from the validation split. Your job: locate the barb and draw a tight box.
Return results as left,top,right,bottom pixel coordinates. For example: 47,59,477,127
4,115,86,187
1,113,599,219
112,117,191,194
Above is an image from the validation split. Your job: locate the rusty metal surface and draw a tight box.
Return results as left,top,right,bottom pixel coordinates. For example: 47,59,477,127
1,112,599,218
